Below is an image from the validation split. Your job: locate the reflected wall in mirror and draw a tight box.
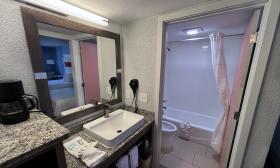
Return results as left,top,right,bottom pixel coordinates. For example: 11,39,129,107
37,23,118,118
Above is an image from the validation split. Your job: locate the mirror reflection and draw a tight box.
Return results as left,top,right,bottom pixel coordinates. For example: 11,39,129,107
37,23,118,117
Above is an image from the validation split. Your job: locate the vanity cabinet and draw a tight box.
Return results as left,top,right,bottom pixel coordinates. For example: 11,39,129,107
99,121,153,168
16,142,66,168
64,109,154,168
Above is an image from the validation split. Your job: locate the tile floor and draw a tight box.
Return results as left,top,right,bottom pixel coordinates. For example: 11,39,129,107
160,136,219,168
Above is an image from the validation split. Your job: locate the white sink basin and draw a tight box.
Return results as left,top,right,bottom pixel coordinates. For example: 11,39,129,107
83,109,145,148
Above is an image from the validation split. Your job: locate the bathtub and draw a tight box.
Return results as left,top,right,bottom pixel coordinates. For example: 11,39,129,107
163,108,220,146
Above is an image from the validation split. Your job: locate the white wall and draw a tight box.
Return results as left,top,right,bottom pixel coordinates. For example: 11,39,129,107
164,36,242,117
122,16,158,111
164,40,223,118
0,0,121,96
164,36,242,118
97,36,117,101
0,0,36,95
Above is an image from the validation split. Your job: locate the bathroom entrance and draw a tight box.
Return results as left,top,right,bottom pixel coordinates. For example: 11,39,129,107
159,8,261,168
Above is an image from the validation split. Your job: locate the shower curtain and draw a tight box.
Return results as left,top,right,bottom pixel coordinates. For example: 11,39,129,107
209,32,230,154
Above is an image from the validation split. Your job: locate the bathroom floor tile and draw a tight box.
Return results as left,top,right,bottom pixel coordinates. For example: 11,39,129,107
160,154,198,168
173,136,207,155
171,145,195,163
161,136,219,168
159,164,168,168
206,147,219,161
193,153,219,168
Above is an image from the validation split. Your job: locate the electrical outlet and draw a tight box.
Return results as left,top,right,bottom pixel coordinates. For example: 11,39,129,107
140,92,148,103
106,86,111,94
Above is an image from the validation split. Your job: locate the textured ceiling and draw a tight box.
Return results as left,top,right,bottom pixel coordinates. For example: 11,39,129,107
64,0,216,24
167,9,254,42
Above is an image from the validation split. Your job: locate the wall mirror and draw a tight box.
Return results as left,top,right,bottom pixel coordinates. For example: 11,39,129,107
21,7,122,123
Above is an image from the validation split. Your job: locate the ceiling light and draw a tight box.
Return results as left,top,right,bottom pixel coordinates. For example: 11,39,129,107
187,29,198,35
201,45,209,49
183,27,204,35
19,0,109,26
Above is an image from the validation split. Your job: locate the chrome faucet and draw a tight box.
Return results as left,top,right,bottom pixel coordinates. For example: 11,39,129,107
104,108,111,118
103,103,119,118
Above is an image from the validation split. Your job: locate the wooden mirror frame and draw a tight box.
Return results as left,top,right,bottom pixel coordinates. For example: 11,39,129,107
20,6,122,124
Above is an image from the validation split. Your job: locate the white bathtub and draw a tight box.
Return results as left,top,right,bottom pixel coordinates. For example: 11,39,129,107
163,108,220,146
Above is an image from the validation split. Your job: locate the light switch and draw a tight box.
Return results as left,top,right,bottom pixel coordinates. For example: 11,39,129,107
140,93,148,103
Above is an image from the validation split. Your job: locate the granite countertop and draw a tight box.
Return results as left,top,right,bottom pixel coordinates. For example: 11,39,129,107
64,108,154,168
0,112,69,168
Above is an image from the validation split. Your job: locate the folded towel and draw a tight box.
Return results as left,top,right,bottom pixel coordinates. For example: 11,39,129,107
116,155,129,168
129,146,139,168
78,142,107,168
63,136,92,158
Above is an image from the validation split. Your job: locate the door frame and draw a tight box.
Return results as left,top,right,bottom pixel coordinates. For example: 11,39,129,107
154,0,280,168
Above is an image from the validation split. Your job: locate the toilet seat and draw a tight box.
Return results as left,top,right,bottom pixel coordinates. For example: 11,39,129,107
162,120,177,133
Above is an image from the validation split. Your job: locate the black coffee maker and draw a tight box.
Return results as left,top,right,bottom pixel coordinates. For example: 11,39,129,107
0,80,37,124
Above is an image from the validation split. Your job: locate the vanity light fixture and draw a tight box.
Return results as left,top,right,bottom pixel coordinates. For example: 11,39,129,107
19,0,109,26
183,27,204,35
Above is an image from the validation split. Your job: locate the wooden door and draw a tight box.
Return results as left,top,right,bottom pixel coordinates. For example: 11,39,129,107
80,41,100,104
220,9,261,168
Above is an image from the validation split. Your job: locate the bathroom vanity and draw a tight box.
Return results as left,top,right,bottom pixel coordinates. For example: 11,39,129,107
0,108,154,168
65,107,154,168
0,112,69,168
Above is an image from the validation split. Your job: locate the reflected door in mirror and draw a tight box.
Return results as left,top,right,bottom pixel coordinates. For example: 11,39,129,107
80,41,100,104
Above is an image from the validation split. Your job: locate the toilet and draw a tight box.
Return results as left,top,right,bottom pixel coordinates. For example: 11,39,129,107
161,120,178,154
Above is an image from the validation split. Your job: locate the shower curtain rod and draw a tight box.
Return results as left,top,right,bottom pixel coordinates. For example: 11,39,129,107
168,33,244,43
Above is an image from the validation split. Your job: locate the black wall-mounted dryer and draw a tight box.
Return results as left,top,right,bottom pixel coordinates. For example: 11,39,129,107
109,77,117,99
129,79,139,95
109,77,117,90
129,79,139,113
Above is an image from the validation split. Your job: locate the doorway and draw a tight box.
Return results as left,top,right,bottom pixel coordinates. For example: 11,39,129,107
159,8,261,168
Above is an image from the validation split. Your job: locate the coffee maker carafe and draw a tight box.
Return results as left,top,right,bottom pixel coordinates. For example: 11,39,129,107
0,80,37,124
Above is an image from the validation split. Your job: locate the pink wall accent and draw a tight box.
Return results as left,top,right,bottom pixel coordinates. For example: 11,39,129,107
219,10,261,168
80,41,100,104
